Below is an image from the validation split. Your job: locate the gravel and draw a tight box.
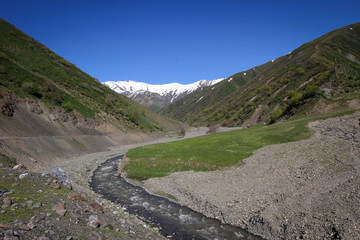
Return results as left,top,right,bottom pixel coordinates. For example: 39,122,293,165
143,112,360,239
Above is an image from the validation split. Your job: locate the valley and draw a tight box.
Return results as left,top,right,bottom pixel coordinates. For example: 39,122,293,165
1,15,360,240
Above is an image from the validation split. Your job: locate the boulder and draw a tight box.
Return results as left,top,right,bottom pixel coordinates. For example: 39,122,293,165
50,168,72,189
52,203,67,216
19,173,29,179
87,215,100,228
12,164,26,172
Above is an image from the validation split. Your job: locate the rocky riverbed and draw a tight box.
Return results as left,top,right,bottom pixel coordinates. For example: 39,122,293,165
144,112,360,239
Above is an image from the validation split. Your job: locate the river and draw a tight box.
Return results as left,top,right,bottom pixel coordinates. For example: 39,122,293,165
90,155,262,240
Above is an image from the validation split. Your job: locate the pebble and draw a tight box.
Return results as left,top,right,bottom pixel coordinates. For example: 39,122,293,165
19,173,29,179
31,202,42,209
3,197,12,206
52,203,67,216
87,215,100,228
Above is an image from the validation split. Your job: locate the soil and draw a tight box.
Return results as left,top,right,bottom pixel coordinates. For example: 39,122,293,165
143,111,360,239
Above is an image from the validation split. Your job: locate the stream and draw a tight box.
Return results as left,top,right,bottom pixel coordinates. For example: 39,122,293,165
90,155,262,240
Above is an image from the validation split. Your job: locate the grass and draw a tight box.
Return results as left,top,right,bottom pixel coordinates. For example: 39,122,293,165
0,169,71,223
124,110,355,181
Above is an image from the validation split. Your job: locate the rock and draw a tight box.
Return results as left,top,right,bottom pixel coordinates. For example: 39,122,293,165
87,202,104,212
26,200,33,207
67,192,103,212
19,173,29,179
0,223,12,228
37,237,50,240
50,167,72,189
12,164,26,172
4,229,19,240
27,215,43,229
87,215,100,228
18,225,31,231
66,236,73,240
0,162,4,168
50,183,61,189
3,197,12,206
104,224,114,230
31,202,42,209
67,192,83,201
52,203,67,216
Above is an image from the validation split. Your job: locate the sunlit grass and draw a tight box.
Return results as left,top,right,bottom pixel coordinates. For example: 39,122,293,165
124,110,355,180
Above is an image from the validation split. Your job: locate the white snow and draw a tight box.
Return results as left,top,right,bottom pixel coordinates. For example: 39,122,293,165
228,78,233,82
211,87,215,90
196,96,204,103
243,72,247,76
103,78,224,102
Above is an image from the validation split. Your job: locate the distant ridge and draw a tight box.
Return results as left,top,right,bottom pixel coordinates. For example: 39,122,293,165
103,79,224,111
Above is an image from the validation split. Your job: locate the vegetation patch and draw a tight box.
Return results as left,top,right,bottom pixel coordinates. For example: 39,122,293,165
124,110,355,181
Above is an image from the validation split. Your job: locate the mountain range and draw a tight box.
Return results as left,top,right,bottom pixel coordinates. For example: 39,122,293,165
103,79,224,111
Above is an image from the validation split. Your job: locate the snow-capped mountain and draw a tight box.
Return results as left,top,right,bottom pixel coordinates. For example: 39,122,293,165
103,79,224,111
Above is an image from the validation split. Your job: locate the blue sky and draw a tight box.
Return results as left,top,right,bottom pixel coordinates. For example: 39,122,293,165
1,1,359,84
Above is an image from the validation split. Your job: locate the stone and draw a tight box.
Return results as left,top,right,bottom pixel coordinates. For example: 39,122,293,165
66,236,73,240
12,164,26,172
50,168,72,189
67,192,103,212
0,162,4,168
52,203,67,216
26,200,33,207
18,225,31,231
37,237,50,240
31,202,42,209
4,229,19,240
50,183,61,189
0,223,12,228
3,197,12,206
19,173,28,179
87,215,100,228
67,192,83,201
27,215,43,229
104,224,113,230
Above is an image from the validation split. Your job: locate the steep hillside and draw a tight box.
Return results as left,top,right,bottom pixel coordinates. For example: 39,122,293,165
161,22,360,126
0,18,175,132
0,18,181,169
103,79,224,111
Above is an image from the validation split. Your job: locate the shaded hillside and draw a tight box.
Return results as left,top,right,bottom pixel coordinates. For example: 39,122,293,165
0,18,173,132
161,22,360,126
0,18,182,169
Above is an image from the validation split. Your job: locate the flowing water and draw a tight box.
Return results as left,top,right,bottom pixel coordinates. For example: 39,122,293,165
90,155,262,240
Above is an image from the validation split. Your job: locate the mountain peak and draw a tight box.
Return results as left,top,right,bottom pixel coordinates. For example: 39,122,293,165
103,79,224,111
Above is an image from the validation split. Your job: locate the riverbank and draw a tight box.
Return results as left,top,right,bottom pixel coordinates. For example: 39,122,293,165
143,112,360,239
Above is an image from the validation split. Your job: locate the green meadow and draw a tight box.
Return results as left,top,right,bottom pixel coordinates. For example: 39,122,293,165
124,110,355,180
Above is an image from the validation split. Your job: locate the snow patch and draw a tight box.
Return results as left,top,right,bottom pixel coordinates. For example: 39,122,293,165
211,87,215,90
196,96,204,103
228,78,233,82
243,72,247,76
103,78,224,103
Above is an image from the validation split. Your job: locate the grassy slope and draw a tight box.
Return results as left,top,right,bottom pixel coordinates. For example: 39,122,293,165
0,18,168,132
161,22,360,126
124,109,355,180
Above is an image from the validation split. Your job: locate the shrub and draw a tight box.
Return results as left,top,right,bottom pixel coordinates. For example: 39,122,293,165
177,127,186,138
206,124,219,134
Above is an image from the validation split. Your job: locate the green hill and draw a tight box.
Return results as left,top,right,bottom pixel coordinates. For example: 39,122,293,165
0,18,173,132
161,22,360,126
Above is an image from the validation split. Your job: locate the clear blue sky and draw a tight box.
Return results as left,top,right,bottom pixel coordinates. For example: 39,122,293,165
1,1,359,84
